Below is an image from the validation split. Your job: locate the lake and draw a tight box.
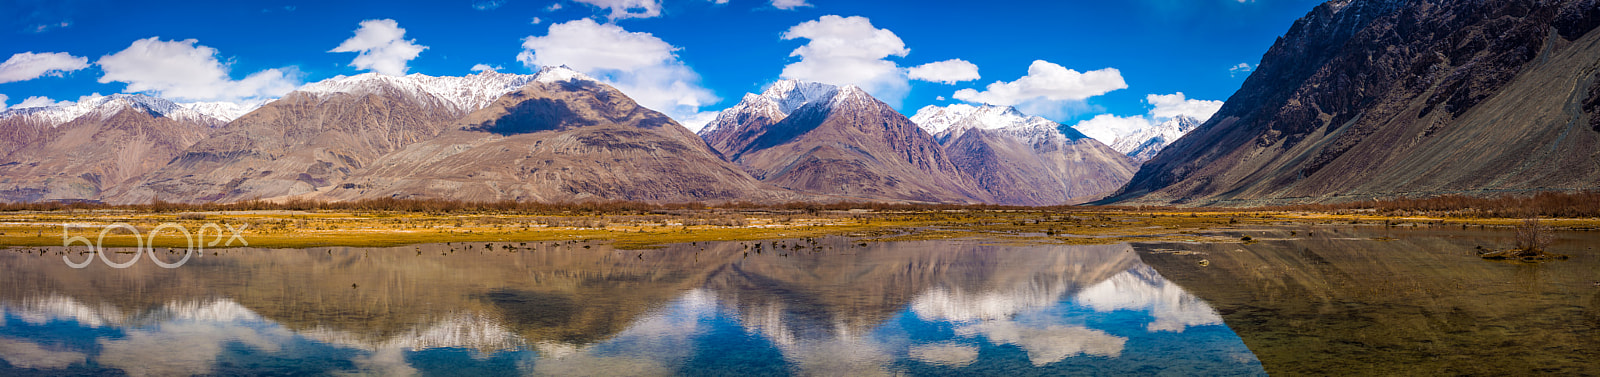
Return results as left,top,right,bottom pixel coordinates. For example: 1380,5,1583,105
0,226,1594,375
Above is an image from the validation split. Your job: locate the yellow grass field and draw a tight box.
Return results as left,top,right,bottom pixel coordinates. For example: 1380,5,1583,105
3,208,1597,250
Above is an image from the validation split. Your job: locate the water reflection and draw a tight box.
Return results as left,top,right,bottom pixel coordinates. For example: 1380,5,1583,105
0,337,87,369
1139,226,1600,375
1077,266,1226,332
0,239,1261,375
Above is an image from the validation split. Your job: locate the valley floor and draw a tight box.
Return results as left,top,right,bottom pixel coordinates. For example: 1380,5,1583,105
2,208,1597,250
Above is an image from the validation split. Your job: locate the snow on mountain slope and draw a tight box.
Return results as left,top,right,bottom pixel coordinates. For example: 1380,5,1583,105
532,65,595,84
0,94,225,128
911,103,1137,205
908,104,980,135
697,79,842,136
697,79,993,203
295,67,588,114
910,104,1069,145
0,66,589,128
1110,115,1200,162
765,79,841,114
700,94,784,135
181,100,269,122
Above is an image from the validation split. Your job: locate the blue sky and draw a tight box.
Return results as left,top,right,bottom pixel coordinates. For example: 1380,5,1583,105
0,0,1323,137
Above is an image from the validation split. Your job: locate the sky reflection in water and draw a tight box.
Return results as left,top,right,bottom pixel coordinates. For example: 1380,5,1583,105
0,239,1263,376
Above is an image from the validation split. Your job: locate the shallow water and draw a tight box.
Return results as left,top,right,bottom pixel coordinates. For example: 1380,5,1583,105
1139,226,1600,376
0,237,1262,376
2,226,1593,376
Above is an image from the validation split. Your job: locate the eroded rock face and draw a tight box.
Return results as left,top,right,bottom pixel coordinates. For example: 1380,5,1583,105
109,71,542,204
1585,78,1600,133
0,95,221,203
944,129,1135,206
314,79,789,204
111,91,466,204
1110,0,1600,206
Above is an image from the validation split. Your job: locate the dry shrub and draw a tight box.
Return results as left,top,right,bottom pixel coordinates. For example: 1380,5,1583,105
1515,218,1554,252
1262,191,1600,219
6,190,1596,219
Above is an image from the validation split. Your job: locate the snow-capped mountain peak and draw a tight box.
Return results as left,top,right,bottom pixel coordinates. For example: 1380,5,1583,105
910,104,1035,134
1111,115,1201,162
698,80,846,136
296,69,553,114
827,85,873,107
910,104,1067,144
0,93,225,127
760,79,841,115
698,93,785,136
533,65,595,84
910,104,979,135
181,100,268,122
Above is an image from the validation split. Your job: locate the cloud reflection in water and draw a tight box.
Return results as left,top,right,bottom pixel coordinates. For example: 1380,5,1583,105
0,240,1258,375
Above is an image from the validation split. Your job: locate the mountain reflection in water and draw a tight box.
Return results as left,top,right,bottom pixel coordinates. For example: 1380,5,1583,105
1137,227,1600,376
0,239,1263,376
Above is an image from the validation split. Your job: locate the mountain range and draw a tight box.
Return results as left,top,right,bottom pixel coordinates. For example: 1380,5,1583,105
698,80,991,203
696,82,1136,205
312,71,789,203
4,0,1595,207
110,71,545,204
910,104,1136,205
0,94,223,202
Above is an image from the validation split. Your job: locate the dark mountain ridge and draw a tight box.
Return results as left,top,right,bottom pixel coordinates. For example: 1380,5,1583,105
1107,0,1600,206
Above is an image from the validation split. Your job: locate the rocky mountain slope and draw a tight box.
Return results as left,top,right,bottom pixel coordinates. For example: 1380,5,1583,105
109,70,543,204
313,74,786,203
1107,0,1600,206
0,94,222,202
1110,115,1201,163
699,80,989,203
911,104,1137,205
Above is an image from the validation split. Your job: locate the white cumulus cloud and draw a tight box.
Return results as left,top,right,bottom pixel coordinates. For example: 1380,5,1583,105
571,0,663,20
329,19,428,76
1229,62,1254,77
772,0,812,10
517,18,720,131
17,96,70,108
954,60,1126,106
0,52,90,84
520,19,677,72
1072,92,1223,145
0,95,76,111
96,37,300,103
471,64,502,73
780,15,911,106
1147,92,1222,121
1072,114,1151,144
907,59,979,84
